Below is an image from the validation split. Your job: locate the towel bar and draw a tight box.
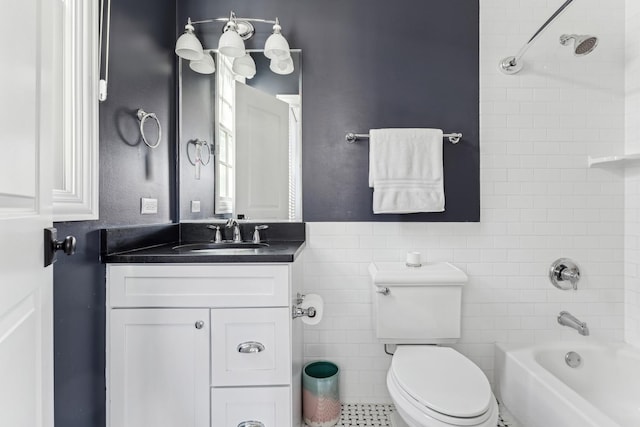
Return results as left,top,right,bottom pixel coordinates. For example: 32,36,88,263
345,132,462,144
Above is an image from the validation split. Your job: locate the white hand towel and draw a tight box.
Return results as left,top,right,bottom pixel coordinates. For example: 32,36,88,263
368,128,445,214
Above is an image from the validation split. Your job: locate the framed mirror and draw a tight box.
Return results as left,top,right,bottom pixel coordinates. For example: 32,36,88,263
178,49,302,221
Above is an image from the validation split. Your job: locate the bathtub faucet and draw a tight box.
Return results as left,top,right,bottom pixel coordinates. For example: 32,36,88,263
557,311,589,336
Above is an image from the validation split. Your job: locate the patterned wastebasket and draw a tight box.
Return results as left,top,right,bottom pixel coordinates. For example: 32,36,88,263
302,361,340,427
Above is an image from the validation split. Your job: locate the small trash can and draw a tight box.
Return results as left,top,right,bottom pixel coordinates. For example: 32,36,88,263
302,361,340,427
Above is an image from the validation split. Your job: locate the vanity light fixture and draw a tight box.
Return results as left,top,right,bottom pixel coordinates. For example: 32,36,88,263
189,51,216,75
232,54,257,79
270,56,294,75
264,18,290,60
175,11,294,76
175,18,204,61
218,13,246,58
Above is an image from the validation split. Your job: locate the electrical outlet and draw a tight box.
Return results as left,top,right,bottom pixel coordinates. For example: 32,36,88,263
191,200,201,213
140,198,158,214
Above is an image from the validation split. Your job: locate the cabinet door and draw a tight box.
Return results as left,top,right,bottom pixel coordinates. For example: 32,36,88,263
109,309,209,427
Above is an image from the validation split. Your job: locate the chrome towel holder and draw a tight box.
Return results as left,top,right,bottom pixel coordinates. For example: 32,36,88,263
345,131,463,144
136,109,162,148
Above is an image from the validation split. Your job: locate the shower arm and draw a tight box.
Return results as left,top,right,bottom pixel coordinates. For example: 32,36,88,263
500,0,574,74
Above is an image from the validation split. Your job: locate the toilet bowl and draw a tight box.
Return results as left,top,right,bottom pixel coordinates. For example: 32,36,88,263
368,262,499,427
386,346,498,427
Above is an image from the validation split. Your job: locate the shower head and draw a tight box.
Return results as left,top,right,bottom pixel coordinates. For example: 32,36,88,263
499,0,576,74
560,34,598,56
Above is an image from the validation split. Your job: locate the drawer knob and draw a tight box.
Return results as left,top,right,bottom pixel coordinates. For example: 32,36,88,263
238,422,265,427
195,320,205,329
237,341,265,354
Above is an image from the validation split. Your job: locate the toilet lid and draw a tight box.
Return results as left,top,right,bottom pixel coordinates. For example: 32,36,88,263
391,346,492,418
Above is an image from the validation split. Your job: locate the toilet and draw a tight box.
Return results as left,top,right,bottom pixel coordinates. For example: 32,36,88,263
369,262,499,427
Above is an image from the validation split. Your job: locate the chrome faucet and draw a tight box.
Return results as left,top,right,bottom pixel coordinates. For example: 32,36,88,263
557,311,589,336
225,218,242,243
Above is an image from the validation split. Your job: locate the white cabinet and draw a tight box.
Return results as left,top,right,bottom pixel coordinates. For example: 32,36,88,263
106,262,304,427
109,309,210,427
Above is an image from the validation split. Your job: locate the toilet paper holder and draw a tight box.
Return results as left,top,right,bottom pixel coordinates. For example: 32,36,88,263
292,293,317,319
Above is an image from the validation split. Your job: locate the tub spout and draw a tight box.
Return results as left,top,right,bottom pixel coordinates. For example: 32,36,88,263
557,311,589,336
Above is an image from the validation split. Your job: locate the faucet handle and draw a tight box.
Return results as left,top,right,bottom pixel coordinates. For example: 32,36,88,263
252,225,269,244
207,225,223,243
549,258,580,290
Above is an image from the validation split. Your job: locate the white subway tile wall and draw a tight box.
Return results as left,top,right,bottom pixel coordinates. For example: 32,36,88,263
303,0,627,403
626,0,640,347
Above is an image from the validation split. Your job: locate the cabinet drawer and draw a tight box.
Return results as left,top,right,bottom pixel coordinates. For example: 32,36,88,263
212,308,291,386
107,264,289,308
211,387,291,427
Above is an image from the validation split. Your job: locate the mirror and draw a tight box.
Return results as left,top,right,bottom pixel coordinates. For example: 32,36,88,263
179,49,302,221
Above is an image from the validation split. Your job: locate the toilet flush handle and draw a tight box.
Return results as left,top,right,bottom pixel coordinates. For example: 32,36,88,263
376,287,390,296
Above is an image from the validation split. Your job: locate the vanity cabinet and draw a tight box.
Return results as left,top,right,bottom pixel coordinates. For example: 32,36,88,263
106,262,303,427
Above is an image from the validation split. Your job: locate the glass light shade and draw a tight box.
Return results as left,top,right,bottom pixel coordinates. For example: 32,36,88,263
270,57,294,75
232,54,256,79
175,30,204,61
189,52,216,74
264,32,290,60
218,28,246,58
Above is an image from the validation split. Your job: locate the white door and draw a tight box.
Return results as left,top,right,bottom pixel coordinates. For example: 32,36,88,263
109,309,210,427
235,83,290,219
0,0,59,425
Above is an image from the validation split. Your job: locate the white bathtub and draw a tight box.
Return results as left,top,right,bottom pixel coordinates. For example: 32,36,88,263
495,341,640,427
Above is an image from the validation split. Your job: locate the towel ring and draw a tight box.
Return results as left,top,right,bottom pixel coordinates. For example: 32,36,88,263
186,139,212,166
136,109,161,149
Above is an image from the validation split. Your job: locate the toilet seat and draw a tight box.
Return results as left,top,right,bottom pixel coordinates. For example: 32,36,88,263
388,346,497,427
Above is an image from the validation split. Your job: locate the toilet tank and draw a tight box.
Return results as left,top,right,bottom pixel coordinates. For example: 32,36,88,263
368,262,468,344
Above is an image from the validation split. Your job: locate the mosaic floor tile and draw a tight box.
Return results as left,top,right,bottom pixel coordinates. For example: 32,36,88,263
305,402,508,426
335,404,393,426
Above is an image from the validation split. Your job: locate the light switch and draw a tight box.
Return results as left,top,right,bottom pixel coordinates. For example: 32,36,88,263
191,200,201,213
140,198,158,214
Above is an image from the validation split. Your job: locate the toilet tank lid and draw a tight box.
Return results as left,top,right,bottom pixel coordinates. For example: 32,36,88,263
368,262,468,285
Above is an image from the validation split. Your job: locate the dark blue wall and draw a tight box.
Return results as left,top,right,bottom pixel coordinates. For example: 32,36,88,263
52,0,176,425
179,0,480,222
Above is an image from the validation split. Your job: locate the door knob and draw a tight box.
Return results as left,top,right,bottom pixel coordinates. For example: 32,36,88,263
44,227,77,267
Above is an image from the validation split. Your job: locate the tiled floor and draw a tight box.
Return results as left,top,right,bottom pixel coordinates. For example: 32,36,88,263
304,403,512,427
335,404,393,426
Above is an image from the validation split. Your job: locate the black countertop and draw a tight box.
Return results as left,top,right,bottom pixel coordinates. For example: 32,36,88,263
101,222,306,263
103,241,306,263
